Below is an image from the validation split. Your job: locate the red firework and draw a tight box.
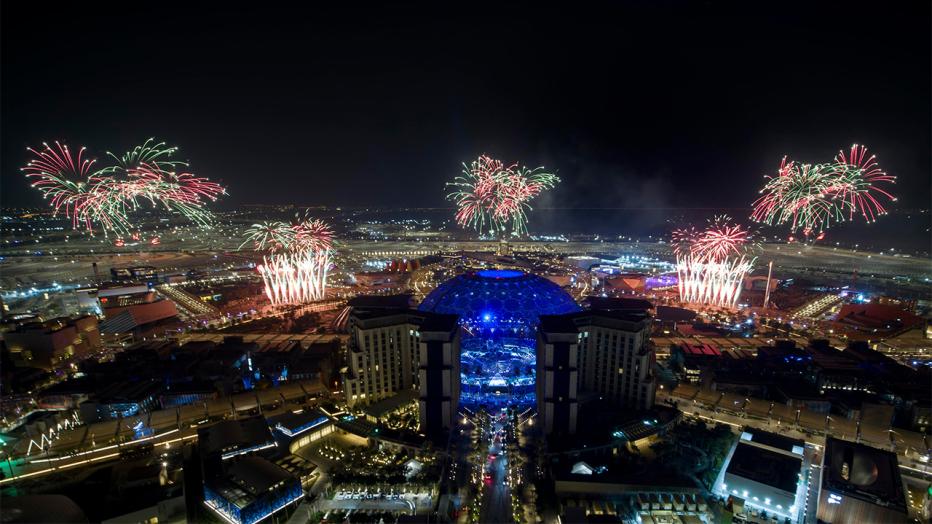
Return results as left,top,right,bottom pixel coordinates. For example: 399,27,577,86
293,218,333,251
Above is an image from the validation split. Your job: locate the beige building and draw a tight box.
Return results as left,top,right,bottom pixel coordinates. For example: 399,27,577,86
3,315,101,370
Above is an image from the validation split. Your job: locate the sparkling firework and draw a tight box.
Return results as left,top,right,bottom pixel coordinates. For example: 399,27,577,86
676,256,754,309
240,221,296,252
751,144,896,235
242,213,334,305
690,216,750,262
257,250,330,306
293,217,333,251
673,217,756,308
446,155,559,237
22,139,226,235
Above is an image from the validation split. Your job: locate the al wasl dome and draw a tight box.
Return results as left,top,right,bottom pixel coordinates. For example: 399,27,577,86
419,269,581,408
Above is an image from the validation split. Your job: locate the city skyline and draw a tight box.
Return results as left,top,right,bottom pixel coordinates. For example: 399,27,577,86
0,3,929,524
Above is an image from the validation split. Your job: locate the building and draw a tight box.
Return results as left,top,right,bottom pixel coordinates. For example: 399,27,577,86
718,429,805,522
2,315,101,370
193,416,301,524
576,310,656,411
100,289,178,335
267,409,334,453
110,265,159,282
342,306,460,438
669,342,722,384
537,308,657,435
417,313,460,436
343,309,422,407
536,315,580,436
197,417,278,461
202,455,303,524
816,437,908,523
419,269,581,408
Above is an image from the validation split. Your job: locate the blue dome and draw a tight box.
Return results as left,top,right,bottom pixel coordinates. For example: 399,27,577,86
418,270,581,327
419,270,580,409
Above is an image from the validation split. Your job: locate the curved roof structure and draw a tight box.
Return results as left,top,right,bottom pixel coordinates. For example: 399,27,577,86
418,269,580,326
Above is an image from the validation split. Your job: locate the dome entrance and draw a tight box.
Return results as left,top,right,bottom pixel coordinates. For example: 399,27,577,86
419,270,580,408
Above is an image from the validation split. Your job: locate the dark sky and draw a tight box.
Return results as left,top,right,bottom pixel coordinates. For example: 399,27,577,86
2,1,929,210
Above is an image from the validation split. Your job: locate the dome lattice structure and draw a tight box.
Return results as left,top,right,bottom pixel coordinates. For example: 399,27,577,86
419,269,581,408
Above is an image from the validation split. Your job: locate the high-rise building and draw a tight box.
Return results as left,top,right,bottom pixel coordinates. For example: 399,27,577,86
417,314,460,436
536,315,580,436
343,306,461,438
344,309,422,407
537,308,656,435
576,310,656,411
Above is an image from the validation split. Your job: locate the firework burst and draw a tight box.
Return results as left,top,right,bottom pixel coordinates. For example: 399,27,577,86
690,216,751,262
446,155,559,237
751,144,896,235
241,213,334,306
240,221,296,252
22,139,226,235
672,216,756,309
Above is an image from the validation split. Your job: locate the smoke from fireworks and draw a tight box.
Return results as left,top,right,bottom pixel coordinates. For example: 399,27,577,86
446,155,559,237
751,144,896,236
22,139,226,236
242,213,333,306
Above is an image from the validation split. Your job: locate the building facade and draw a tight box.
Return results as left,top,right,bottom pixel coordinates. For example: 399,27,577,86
417,314,460,436
537,309,657,435
536,316,580,436
344,310,422,407
344,308,461,438
577,311,656,411
3,315,101,370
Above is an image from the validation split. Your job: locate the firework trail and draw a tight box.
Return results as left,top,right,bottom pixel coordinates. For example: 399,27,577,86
690,215,750,262
241,213,334,305
751,144,896,235
22,139,226,236
446,155,559,237
241,221,296,252
673,216,756,309
22,142,102,230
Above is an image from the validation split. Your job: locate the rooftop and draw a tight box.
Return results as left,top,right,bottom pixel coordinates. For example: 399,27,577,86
740,428,804,454
362,390,418,418
821,437,907,512
725,442,802,494
198,416,275,458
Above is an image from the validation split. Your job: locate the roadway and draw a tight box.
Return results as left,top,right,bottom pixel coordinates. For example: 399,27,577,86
479,413,514,524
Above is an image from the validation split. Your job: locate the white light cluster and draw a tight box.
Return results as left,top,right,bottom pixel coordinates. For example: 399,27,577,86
676,255,754,308
258,249,330,305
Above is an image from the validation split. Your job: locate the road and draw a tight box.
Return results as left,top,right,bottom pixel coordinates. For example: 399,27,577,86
479,414,514,524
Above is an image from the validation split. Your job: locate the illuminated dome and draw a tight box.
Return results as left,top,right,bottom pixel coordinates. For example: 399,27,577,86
419,269,581,408
419,269,581,326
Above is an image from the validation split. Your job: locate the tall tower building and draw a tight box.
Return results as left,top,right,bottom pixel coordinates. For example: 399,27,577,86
417,314,460,436
536,308,656,436
344,309,421,407
343,305,460,439
576,310,656,411
536,316,580,436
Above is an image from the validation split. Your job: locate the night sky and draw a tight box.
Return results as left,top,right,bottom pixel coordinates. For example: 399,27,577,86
2,1,929,212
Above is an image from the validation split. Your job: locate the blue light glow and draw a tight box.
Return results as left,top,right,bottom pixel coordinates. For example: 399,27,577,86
477,269,524,279
420,270,581,408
